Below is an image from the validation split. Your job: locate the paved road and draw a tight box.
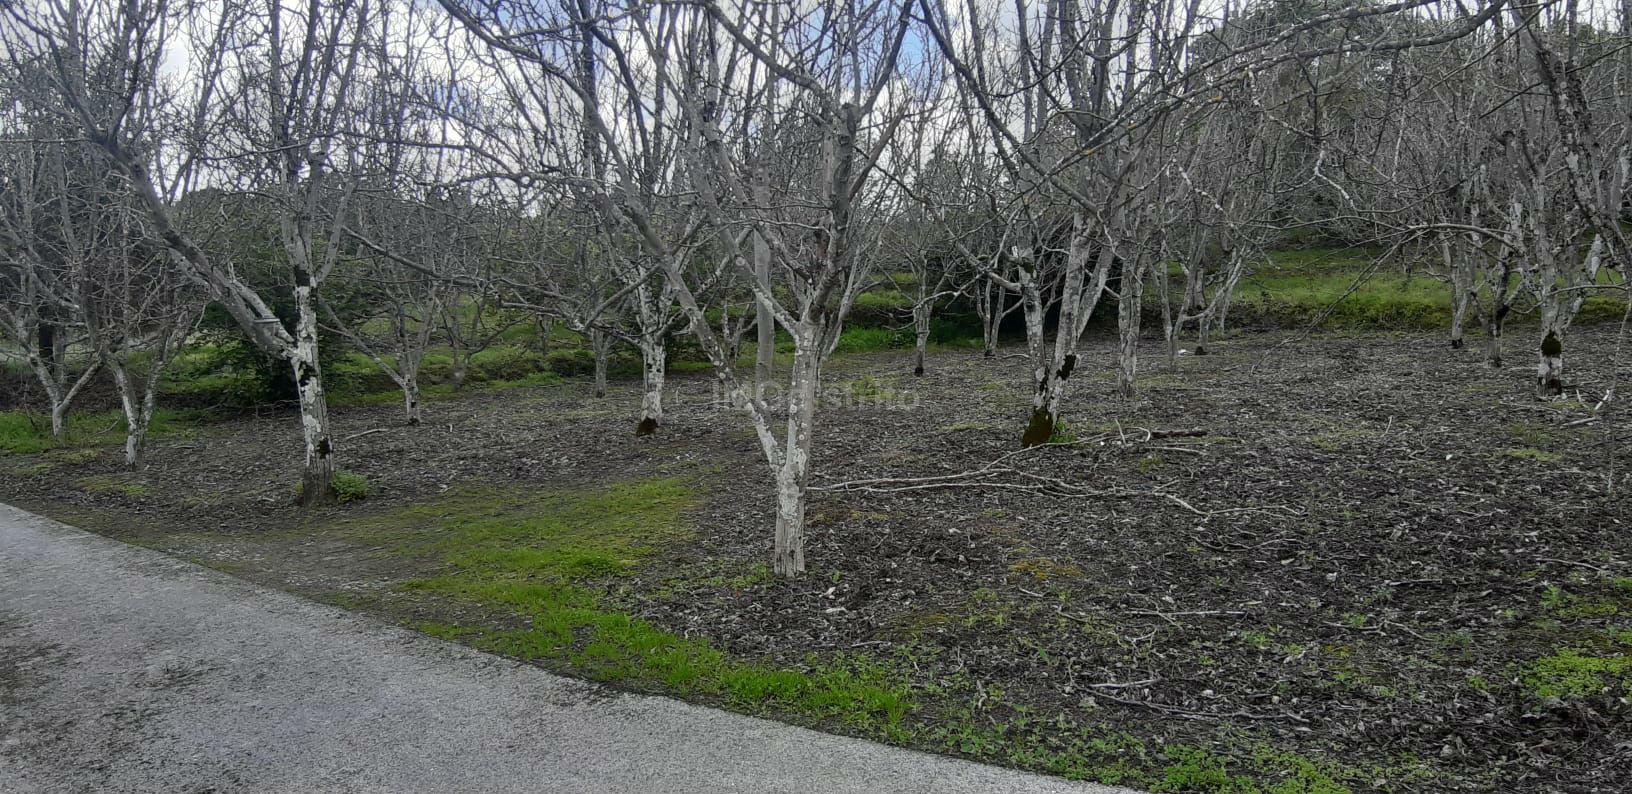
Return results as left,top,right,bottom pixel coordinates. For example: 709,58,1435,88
0,502,1133,793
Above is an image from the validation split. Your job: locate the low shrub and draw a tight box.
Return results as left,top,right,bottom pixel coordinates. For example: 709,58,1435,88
834,326,911,353
332,470,370,502
326,352,399,396
543,347,597,377
469,346,548,382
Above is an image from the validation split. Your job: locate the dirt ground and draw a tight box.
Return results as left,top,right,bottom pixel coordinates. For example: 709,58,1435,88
5,326,1631,792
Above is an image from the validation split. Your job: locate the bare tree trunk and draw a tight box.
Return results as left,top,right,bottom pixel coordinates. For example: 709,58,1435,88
37,318,57,375
1533,236,1601,399
534,317,557,353
1018,270,1056,447
772,336,820,578
1117,259,1145,399
292,290,335,505
450,355,469,391
1445,237,1473,350
1202,257,1244,355
1160,260,1178,367
1014,221,1110,447
293,354,336,506
124,394,154,470
976,275,1001,358
590,328,611,398
1450,292,1471,349
912,301,930,376
754,224,776,386
1181,260,1204,338
751,162,776,387
124,416,149,469
1537,327,1565,397
402,374,422,426
25,354,98,440
1486,313,1506,368
636,333,664,435
107,365,155,470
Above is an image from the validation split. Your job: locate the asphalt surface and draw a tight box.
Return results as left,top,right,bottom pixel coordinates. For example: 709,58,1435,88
0,502,1136,793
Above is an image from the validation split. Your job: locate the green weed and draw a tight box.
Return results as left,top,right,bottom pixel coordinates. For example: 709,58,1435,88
332,470,370,502
1521,649,1632,699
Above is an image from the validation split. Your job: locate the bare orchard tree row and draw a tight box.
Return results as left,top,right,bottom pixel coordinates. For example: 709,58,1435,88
5,0,1620,575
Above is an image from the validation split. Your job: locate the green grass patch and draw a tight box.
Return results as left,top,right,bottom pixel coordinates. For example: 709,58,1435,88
1233,270,1448,331
331,370,562,409
1521,649,1632,699
834,326,910,353
0,409,192,455
334,480,916,733
1541,583,1629,619
842,374,897,400
832,317,983,354
1501,447,1562,463
314,478,1412,792
75,474,149,497
854,289,913,311
1215,246,1626,331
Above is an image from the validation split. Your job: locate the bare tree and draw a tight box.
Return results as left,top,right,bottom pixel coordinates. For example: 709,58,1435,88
439,0,916,576
5,0,383,502
1513,0,1632,396
78,211,200,469
0,128,101,438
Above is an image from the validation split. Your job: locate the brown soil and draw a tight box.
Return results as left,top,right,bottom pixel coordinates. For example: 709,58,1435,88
6,327,1631,792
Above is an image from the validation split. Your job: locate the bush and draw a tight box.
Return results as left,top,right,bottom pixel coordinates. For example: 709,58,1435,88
326,352,399,397
418,351,455,384
543,347,597,376
469,346,548,382
848,290,913,327
834,327,910,353
332,470,370,502
161,340,277,407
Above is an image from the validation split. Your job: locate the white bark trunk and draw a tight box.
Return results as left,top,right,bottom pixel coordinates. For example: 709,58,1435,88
975,275,1004,359
403,375,421,426
124,419,148,470
1450,296,1470,350
25,353,99,441
22,348,85,440
292,291,335,505
109,365,156,470
637,335,665,435
772,337,820,578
